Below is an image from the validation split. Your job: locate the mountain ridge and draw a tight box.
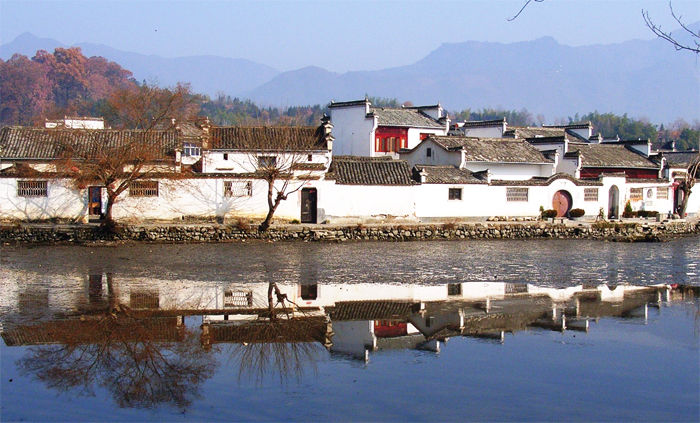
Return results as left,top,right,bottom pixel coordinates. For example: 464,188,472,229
2,31,698,123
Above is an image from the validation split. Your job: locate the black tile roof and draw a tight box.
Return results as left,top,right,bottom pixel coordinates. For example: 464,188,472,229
210,126,327,151
327,156,416,186
659,151,699,168
413,165,487,184
489,173,603,186
567,143,658,169
370,107,445,129
459,118,506,128
430,136,552,164
0,126,179,160
328,301,415,321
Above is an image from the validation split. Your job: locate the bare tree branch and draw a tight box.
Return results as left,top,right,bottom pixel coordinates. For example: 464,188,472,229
508,0,545,22
643,2,700,54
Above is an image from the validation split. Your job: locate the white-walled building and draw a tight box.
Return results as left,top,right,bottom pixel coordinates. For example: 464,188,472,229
328,99,449,159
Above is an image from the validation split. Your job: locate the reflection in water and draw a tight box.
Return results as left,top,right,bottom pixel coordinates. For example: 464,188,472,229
0,241,698,419
11,310,216,409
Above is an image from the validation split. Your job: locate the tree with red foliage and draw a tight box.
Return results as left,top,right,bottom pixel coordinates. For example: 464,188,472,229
0,54,53,125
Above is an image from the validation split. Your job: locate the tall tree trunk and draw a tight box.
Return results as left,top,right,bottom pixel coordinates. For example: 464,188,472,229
259,179,284,231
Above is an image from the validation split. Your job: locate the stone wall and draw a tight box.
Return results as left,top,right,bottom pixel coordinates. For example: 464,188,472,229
1,221,698,244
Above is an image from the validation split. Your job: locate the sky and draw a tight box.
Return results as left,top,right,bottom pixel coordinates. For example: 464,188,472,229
1,0,699,73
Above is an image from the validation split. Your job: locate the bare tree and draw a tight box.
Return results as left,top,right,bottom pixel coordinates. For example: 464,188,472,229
211,120,332,231
643,3,700,54
676,154,700,216
50,83,198,230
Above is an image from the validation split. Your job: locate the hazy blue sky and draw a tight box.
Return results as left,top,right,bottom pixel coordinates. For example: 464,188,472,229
1,0,698,72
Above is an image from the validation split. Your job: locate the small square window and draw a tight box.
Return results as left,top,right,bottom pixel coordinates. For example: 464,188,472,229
448,187,462,200
657,187,668,199
630,188,643,201
223,153,229,161
307,154,313,162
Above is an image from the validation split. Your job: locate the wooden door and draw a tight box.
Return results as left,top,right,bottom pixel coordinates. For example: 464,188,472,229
301,188,317,223
552,190,572,217
88,187,102,217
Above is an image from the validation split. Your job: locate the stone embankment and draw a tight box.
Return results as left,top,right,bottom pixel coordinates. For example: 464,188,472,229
1,220,698,244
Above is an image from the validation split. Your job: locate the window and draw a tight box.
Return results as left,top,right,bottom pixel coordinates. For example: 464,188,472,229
129,180,159,197
506,187,529,202
301,284,318,300
17,180,47,197
374,136,407,152
657,187,668,200
630,188,643,201
257,156,277,169
224,180,252,197
426,147,432,157
224,290,253,307
448,283,462,296
223,153,229,161
307,154,313,162
448,187,462,200
183,143,201,157
584,188,599,202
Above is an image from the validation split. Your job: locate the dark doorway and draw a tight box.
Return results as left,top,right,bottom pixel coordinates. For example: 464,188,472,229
88,186,103,218
552,190,572,217
301,188,317,223
608,185,620,219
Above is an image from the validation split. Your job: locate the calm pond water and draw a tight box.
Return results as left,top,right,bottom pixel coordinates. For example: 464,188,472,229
1,238,699,422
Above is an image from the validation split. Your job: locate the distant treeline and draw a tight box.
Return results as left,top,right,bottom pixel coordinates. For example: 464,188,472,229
1,47,697,150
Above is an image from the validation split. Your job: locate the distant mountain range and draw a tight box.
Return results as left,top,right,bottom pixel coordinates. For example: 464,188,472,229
2,31,699,123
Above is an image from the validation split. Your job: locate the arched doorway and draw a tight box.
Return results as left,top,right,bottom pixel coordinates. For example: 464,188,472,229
552,190,572,217
608,185,619,219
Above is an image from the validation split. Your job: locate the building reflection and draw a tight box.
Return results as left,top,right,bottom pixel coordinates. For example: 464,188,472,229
1,272,698,407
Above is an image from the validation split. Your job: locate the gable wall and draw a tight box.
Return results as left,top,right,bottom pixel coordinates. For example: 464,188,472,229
329,105,375,157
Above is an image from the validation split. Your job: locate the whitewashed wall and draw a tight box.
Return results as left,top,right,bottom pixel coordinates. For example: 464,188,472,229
400,139,461,169
111,177,324,222
0,178,86,221
321,184,417,223
460,126,505,138
329,104,376,157
201,150,330,174
462,162,554,180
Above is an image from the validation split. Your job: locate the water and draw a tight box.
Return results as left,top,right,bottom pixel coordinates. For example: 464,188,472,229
1,238,699,421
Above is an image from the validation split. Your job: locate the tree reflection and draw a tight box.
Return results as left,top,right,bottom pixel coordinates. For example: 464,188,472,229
210,282,331,384
16,313,218,409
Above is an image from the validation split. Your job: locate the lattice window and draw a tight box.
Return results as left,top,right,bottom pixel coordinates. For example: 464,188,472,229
17,180,47,197
505,283,528,294
448,188,462,200
130,290,160,309
506,187,529,202
129,180,159,197
224,181,252,197
224,290,253,307
584,188,598,202
657,187,669,200
629,188,643,201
